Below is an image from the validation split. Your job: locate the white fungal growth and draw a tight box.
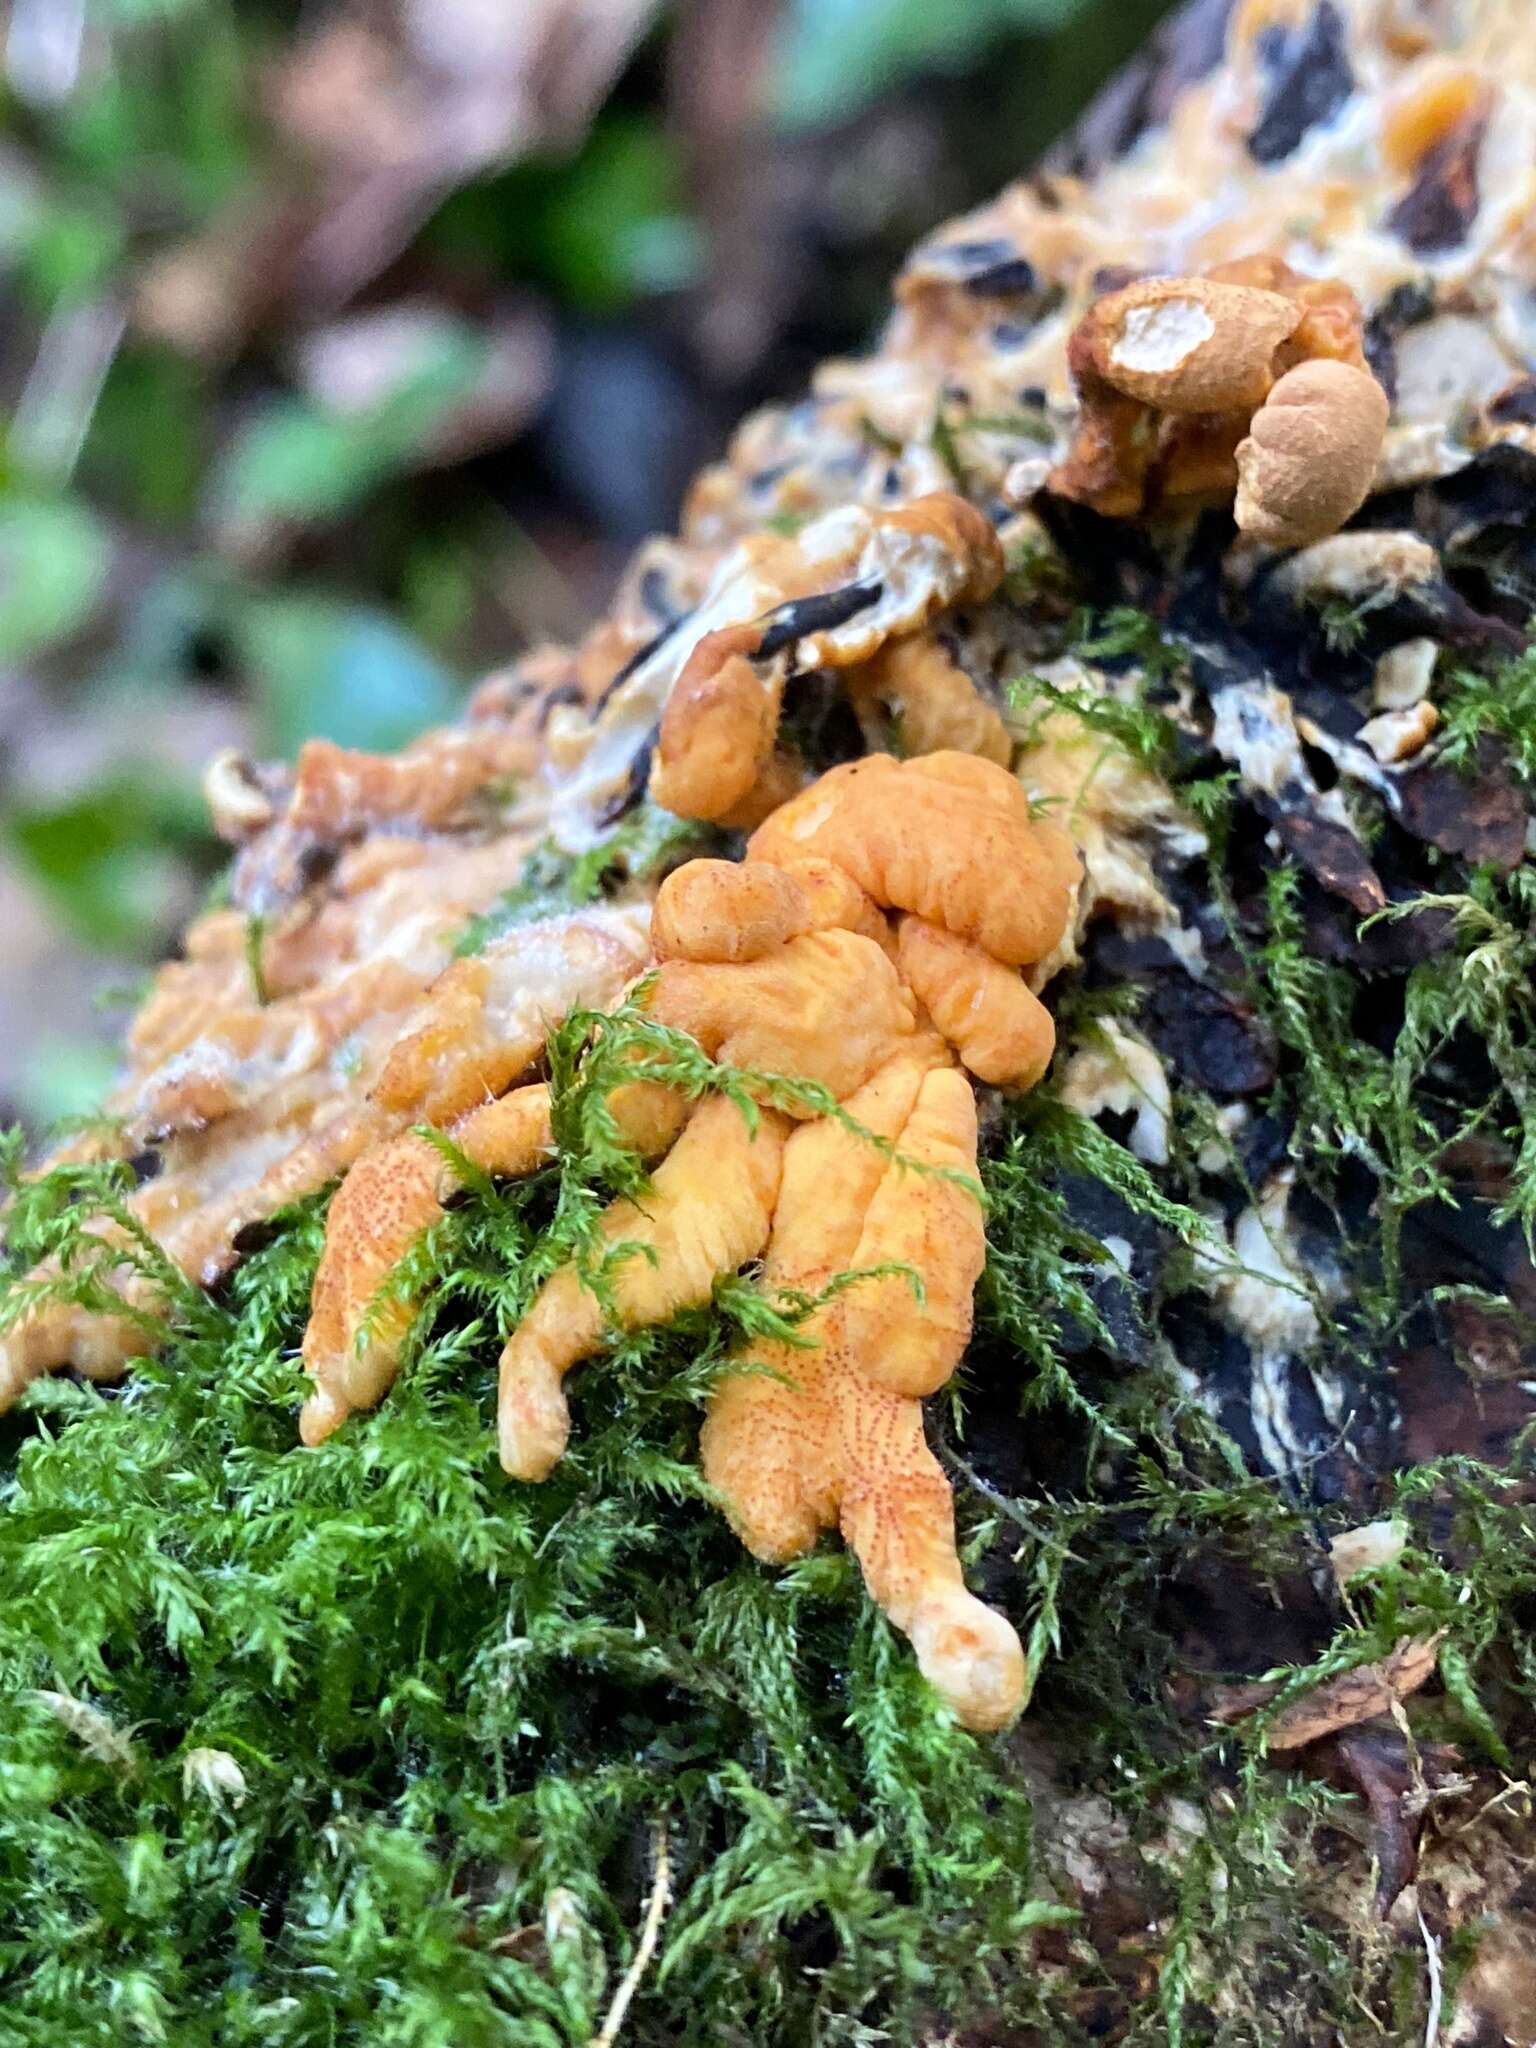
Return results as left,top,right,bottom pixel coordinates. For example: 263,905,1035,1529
1328,1520,1407,1586
1205,1178,1323,1365
1193,1171,1351,1477
25,1690,139,1770
1059,1020,1171,1165
1109,297,1214,375
1371,637,1437,711
182,1746,248,1808
1210,679,1306,800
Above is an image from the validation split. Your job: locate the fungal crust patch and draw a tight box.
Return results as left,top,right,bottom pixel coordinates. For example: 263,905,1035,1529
1109,297,1215,375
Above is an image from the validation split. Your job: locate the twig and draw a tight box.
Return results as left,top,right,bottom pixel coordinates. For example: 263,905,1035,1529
589,1815,671,2048
1416,1901,1443,2048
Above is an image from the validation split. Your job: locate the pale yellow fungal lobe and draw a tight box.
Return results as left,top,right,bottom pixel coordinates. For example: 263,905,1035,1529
202,748,275,837
1234,358,1391,550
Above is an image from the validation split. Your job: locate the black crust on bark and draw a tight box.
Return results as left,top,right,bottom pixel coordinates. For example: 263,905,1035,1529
1246,1,1354,166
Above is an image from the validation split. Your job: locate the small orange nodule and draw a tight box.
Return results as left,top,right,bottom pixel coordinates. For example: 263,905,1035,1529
1381,70,1489,177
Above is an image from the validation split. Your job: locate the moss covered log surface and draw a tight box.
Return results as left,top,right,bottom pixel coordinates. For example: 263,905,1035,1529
7,488,1536,2042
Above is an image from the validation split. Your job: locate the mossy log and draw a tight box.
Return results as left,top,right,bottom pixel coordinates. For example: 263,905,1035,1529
4,3,1536,2042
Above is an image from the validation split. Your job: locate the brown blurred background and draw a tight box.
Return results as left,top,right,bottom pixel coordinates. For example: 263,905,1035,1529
0,0,1170,1131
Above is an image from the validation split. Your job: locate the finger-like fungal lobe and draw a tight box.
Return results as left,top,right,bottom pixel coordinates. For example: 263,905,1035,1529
299,1088,555,1449
649,625,789,823
474,757,1078,1726
642,492,1006,824
895,916,1056,1089
699,1048,1023,1732
299,1076,689,1449
498,1094,788,1482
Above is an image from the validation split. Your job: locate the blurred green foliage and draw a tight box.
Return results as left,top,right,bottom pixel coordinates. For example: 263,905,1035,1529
8,771,206,950
431,116,703,315
0,497,112,662
214,329,491,541
772,0,1086,127
0,0,1163,1120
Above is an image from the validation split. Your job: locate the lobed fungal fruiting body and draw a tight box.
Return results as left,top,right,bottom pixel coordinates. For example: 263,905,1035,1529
1050,258,1389,546
646,492,1005,824
11,0,1527,1767
293,751,1079,1730
1234,357,1392,549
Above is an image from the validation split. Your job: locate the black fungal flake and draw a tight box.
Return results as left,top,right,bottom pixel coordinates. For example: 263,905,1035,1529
1489,378,1536,426
594,732,654,828
1417,446,1536,559
593,612,687,713
535,680,584,730
1145,976,1276,1097
756,578,884,659
951,239,1037,297
1361,278,1436,403
1247,1,1354,165
1386,107,1485,255
909,236,1042,301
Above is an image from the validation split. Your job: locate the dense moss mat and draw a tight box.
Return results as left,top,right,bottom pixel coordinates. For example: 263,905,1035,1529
6,639,1536,2045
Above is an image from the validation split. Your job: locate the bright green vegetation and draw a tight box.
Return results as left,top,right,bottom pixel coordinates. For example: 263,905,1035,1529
1,1018,1065,2047
1440,644,1536,788
1259,863,1536,1278
6,635,1536,2043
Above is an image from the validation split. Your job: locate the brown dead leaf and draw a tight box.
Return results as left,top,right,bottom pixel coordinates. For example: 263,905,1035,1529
1263,1634,1444,1752
1206,1676,1288,1726
1263,798,1387,915
1397,747,1528,873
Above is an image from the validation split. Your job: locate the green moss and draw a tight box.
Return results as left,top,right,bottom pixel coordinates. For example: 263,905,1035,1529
0,1011,1070,2044
1243,862,1536,1290
1439,644,1536,787
1310,589,1397,654
8,641,1536,2043
6,1010,1530,2045
1006,608,1187,777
